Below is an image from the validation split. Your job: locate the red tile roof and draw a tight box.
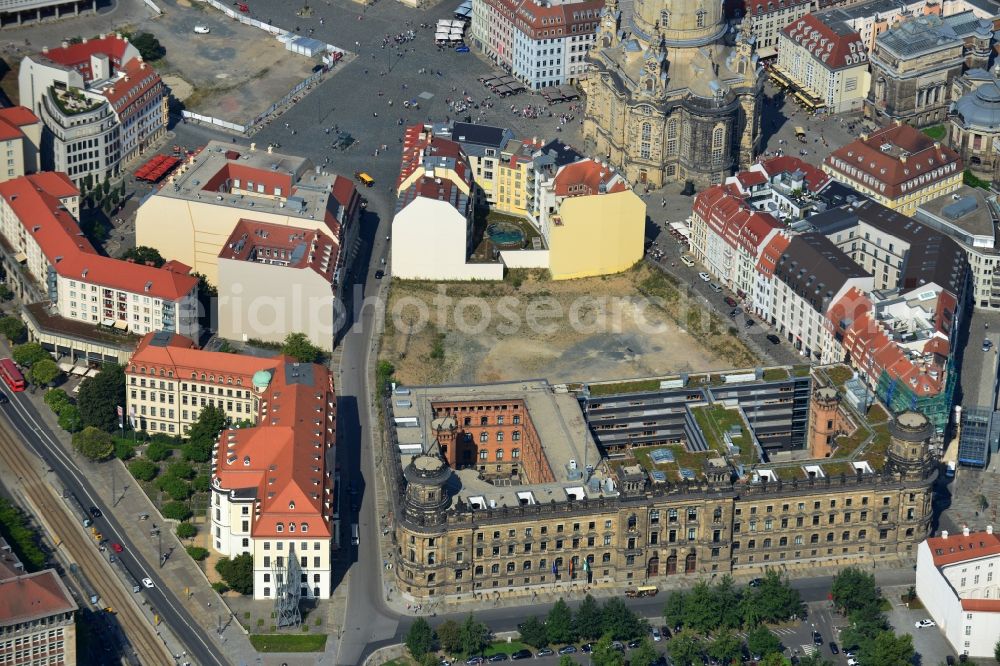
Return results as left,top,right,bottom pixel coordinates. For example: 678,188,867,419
482,0,604,40
735,170,768,189
757,231,791,276
102,58,164,118
0,570,76,626
397,125,471,189
130,333,336,541
0,174,198,301
0,106,39,142
218,218,339,282
41,34,134,77
961,598,1000,612
553,159,629,197
758,155,831,192
782,14,867,70
694,183,781,256
824,123,963,200
925,530,1000,567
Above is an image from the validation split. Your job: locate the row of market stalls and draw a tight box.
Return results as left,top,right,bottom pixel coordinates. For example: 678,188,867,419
765,65,827,113
133,154,180,183
479,75,526,97
454,0,471,20
436,19,467,45
540,85,581,105
57,362,102,378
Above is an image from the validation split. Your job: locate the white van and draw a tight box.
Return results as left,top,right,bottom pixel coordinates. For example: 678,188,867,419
351,523,359,546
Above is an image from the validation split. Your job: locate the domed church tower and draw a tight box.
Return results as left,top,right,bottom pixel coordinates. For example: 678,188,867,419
584,0,762,189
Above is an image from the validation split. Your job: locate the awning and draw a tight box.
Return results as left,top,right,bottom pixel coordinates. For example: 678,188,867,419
756,46,777,59
84,368,99,378
112,320,128,331
101,319,114,327
71,365,88,376
13,252,26,263
58,362,75,373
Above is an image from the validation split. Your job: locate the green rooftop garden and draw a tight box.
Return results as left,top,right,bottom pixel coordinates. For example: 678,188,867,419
692,404,749,457
49,86,102,116
822,365,855,388
588,378,663,396
762,367,789,381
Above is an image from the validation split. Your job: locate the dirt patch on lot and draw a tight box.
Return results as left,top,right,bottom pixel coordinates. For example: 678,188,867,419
380,264,759,385
128,0,318,125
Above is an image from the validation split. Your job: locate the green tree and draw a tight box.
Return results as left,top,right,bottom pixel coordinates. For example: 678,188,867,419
831,567,880,616
629,638,659,666
574,594,604,641
44,388,70,410
601,597,644,640
188,405,227,443
118,246,165,267
176,522,197,539
281,332,323,363
376,360,396,394
798,654,835,666
667,629,703,666
114,438,135,460
458,614,489,658
167,461,196,480
28,359,60,386
214,552,253,594
182,439,213,463
760,654,791,666
751,570,803,624
0,497,45,570
128,458,159,482
995,638,1000,663
518,616,549,648
592,634,625,666
746,625,782,658
57,404,82,433
186,546,208,561
130,32,164,61
860,631,914,666
0,317,26,343
0,284,12,301
162,501,192,521
72,426,114,461
12,342,48,367
157,475,191,501
436,619,462,655
708,629,743,665
406,617,436,659
76,363,125,431
546,598,576,644
664,590,687,630
713,576,745,630
145,440,172,462
191,474,211,493
684,580,719,634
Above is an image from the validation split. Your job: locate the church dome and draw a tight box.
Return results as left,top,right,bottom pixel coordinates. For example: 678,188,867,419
954,81,1000,130
632,0,726,47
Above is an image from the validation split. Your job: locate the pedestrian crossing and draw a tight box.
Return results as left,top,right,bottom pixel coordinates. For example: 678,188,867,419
735,627,798,639
799,645,818,656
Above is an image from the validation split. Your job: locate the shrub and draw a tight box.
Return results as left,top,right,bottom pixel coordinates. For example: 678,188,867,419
191,474,211,493
211,581,229,594
128,459,159,482
57,405,83,433
115,439,135,460
162,501,192,521
176,522,198,539
72,426,114,461
157,476,191,501
145,440,171,462
44,388,71,410
166,461,196,480
186,546,209,561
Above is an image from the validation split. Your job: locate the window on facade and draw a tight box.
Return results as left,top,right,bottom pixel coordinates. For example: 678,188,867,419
696,9,706,27
660,10,669,27
496,449,504,460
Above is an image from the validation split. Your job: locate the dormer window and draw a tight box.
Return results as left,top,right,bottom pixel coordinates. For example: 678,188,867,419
289,501,296,510
301,523,309,533
276,522,283,533
696,8,706,28
660,9,669,27
289,523,296,532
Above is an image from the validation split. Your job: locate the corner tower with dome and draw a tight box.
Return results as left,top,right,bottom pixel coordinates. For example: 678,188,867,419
583,0,763,188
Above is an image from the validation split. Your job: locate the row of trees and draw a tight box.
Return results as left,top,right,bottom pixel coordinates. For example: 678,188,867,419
406,615,491,662
664,571,802,634
830,568,914,666
10,342,61,386
519,595,648,647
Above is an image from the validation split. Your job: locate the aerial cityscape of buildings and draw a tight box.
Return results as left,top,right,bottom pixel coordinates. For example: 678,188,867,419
0,0,999,662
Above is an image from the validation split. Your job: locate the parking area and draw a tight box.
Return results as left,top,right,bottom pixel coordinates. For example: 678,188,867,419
883,587,956,666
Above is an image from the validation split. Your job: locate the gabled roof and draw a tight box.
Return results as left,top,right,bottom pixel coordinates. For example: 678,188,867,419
758,155,831,192
925,530,1000,567
0,106,39,141
0,174,197,300
218,218,339,282
553,159,628,197
101,57,163,115
782,13,867,70
41,33,134,72
824,123,963,200
0,569,77,626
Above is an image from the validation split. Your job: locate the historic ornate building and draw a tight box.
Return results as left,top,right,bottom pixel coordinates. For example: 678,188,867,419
583,0,763,188
386,374,937,600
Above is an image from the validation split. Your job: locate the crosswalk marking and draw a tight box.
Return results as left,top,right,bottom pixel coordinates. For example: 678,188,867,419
800,645,818,656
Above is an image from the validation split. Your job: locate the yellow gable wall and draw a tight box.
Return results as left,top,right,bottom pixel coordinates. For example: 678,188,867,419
548,189,646,280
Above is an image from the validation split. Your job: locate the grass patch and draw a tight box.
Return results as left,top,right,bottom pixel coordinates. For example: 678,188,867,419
792,365,812,378
763,367,789,381
589,378,662,396
964,169,992,190
921,125,946,141
866,404,889,424
861,423,892,471
822,461,855,477
773,466,803,481
823,365,854,387
692,404,748,456
485,640,531,656
248,634,328,652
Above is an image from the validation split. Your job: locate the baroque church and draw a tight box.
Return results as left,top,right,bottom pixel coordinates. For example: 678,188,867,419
583,0,764,188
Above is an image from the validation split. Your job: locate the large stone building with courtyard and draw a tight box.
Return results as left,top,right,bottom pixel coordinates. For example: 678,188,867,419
386,369,938,601
583,0,763,188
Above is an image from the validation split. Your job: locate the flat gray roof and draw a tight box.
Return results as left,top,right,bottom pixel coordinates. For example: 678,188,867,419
916,185,996,241
391,380,610,508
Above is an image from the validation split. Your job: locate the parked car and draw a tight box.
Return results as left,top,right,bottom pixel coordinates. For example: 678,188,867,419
915,619,936,628
375,270,385,279
536,648,554,658
748,578,763,587
766,334,780,345
193,25,210,34
724,296,738,307
830,642,839,655
660,626,672,640
581,644,594,653
844,648,858,658
111,542,123,553
628,640,643,649
847,659,859,666
983,339,993,352
141,577,154,589
465,657,484,665
89,506,102,518
698,272,711,282
510,650,532,661
709,282,722,293
745,318,755,328
455,45,470,53
729,308,741,318
558,646,577,655
813,631,823,646
680,255,695,267
487,654,508,662
651,627,662,642
612,642,625,652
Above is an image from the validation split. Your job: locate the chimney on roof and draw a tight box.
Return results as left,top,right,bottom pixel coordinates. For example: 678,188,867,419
988,525,995,535
933,141,941,150
963,525,970,537
61,40,69,48
942,530,949,539
900,154,907,163
81,37,87,44
267,145,273,154
250,142,256,152
42,46,48,54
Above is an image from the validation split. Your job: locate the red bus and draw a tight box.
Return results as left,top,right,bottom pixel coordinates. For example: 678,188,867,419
0,358,25,392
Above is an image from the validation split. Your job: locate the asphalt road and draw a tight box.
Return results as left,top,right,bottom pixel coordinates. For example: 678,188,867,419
0,386,226,666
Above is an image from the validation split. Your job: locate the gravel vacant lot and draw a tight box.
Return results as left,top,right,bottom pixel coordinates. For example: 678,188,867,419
380,264,759,385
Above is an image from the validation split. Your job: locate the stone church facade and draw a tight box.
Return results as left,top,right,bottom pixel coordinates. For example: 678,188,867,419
583,0,763,189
